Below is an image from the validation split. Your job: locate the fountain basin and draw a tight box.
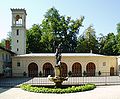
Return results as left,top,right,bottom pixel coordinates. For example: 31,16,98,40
48,75,68,87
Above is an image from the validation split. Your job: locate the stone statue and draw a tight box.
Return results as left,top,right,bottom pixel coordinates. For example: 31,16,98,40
48,42,68,88
55,43,62,67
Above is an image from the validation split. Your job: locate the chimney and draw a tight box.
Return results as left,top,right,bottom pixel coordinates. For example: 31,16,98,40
5,40,10,50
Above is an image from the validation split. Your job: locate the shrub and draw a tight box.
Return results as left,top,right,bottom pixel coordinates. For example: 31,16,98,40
68,71,72,77
20,84,96,94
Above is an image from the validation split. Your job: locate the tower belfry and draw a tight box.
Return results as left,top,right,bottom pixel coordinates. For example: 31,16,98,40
11,8,27,55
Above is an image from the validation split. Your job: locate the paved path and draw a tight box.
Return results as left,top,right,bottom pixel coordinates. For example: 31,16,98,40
1,76,120,87
0,85,120,99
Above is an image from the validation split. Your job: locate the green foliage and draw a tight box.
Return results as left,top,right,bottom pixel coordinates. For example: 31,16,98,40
23,7,120,55
27,7,84,53
117,23,120,33
99,33,118,55
0,32,11,48
98,71,101,76
68,71,72,77
76,25,99,53
20,84,96,94
26,24,43,53
3,7,120,56
0,39,5,47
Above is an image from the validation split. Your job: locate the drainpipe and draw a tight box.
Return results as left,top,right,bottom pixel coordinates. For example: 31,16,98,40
116,56,119,76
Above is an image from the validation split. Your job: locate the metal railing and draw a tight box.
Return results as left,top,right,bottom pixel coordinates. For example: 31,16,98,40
0,72,120,87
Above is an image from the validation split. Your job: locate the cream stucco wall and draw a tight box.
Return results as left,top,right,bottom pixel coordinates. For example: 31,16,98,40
117,56,120,74
12,54,117,77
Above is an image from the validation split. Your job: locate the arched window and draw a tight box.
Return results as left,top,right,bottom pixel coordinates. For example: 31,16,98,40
15,15,22,26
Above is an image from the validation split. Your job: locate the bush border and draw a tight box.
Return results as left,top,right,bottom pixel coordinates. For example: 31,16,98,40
20,84,96,94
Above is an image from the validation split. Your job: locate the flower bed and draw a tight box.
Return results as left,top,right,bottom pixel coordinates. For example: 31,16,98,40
20,84,96,94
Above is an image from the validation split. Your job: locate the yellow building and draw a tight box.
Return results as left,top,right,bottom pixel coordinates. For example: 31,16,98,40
12,53,117,77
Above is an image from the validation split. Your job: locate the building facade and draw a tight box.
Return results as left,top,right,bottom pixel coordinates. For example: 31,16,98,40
0,46,15,77
12,53,117,77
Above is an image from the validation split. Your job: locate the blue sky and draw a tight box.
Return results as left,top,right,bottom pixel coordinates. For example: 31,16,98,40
0,0,120,42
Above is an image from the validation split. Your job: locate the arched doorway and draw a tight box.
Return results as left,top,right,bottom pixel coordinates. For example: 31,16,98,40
86,62,96,76
43,63,54,77
61,62,67,77
110,67,114,76
72,62,82,77
28,63,38,77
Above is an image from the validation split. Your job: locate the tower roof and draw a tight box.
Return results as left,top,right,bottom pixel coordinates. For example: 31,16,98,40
10,8,27,15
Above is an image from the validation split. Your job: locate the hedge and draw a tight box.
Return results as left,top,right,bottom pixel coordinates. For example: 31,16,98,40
20,84,96,94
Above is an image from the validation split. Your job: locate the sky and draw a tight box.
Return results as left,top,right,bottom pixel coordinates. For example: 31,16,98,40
0,0,120,42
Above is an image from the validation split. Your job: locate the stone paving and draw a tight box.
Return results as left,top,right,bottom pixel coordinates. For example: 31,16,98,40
0,76,120,87
0,85,120,99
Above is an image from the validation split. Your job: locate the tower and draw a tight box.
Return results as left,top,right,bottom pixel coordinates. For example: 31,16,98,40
11,8,27,55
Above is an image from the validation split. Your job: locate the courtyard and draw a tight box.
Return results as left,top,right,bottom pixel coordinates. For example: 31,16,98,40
0,85,120,99
0,76,120,87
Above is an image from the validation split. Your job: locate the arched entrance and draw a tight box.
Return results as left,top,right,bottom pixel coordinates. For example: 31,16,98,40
86,62,96,76
61,62,67,77
43,63,54,77
28,63,38,77
110,67,114,76
72,62,82,77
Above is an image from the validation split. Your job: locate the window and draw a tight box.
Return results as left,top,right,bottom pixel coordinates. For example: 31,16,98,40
103,62,106,66
17,62,20,67
15,15,22,25
9,55,11,61
17,40,19,43
6,54,8,61
2,53,4,61
17,29,19,35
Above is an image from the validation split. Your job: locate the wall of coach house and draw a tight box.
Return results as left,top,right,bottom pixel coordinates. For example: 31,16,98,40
12,56,56,77
12,55,117,77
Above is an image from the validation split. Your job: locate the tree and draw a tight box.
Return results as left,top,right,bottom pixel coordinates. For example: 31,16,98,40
100,33,117,55
0,39,5,47
76,25,99,53
0,32,12,48
116,23,120,54
41,7,84,53
26,24,43,53
117,23,120,33
76,35,89,53
40,32,54,52
98,33,106,54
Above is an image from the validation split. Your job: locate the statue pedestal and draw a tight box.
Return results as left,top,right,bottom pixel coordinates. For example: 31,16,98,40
55,66,61,77
48,65,68,87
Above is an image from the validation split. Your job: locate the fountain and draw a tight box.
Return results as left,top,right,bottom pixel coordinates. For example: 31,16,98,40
48,43,68,88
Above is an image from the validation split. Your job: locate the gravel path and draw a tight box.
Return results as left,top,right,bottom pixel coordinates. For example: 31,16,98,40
0,85,120,99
